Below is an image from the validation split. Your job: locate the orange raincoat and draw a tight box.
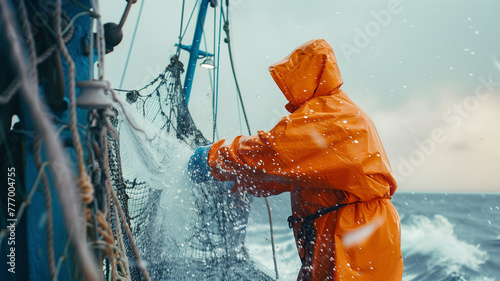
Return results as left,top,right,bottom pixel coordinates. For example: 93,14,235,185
207,39,403,281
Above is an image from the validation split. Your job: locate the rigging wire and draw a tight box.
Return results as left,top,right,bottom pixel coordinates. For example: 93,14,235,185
201,19,216,110
179,0,200,44
212,2,222,142
222,17,251,134
119,0,146,88
222,2,279,279
209,7,217,141
176,0,186,56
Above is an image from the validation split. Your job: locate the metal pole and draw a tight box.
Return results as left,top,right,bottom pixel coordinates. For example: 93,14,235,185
183,0,210,104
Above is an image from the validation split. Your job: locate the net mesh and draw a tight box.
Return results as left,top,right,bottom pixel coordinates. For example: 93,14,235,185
107,56,272,280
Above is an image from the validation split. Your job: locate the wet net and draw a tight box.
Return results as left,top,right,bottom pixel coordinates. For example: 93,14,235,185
107,56,272,280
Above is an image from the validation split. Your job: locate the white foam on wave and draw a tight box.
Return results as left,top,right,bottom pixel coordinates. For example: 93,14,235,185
402,215,489,275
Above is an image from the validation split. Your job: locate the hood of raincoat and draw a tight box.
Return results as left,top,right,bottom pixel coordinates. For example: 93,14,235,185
269,39,343,113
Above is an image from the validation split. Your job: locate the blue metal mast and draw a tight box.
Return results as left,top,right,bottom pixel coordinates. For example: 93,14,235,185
179,0,213,104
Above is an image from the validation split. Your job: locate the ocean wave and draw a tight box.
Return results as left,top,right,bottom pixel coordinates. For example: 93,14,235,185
402,215,489,279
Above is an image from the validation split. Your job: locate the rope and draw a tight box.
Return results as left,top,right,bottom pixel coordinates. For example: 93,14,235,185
52,237,72,281
201,21,215,118
0,18,75,105
265,197,279,280
37,24,75,64
110,184,151,281
223,3,279,279
17,0,37,84
0,1,101,279
55,0,86,177
34,136,56,279
0,78,20,104
222,19,251,134
213,3,223,142
102,128,131,281
119,0,146,88
61,11,91,35
114,204,130,280
110,88,153,139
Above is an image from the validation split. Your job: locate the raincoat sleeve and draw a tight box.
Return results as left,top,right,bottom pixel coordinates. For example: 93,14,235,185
208,104,396,201
207,131,293,197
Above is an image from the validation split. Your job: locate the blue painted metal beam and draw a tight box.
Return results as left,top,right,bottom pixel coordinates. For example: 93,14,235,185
176,43,213,59
183,0,211,104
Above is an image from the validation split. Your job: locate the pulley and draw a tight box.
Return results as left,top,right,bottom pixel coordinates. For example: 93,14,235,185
76,80,113,109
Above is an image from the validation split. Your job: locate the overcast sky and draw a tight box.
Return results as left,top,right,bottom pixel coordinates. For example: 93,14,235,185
101,0,500,192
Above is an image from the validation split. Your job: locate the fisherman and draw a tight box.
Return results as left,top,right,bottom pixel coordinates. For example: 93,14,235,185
188,39,403,280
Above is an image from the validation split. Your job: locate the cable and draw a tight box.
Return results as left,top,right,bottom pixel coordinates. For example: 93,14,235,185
223,2,279,279
180,0,200,42
265,197,279,280
176,0,186,56
119,0,146,88
222,20,251,134
61,11,91,35
212,2,222,142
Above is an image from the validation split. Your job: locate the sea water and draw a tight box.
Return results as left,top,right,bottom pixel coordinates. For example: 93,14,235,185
246,192,500,281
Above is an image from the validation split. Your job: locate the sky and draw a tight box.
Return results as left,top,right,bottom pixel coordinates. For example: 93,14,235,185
100,0,500,193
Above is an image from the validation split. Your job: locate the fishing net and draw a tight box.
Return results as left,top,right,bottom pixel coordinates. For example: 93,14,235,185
107,56,273,280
